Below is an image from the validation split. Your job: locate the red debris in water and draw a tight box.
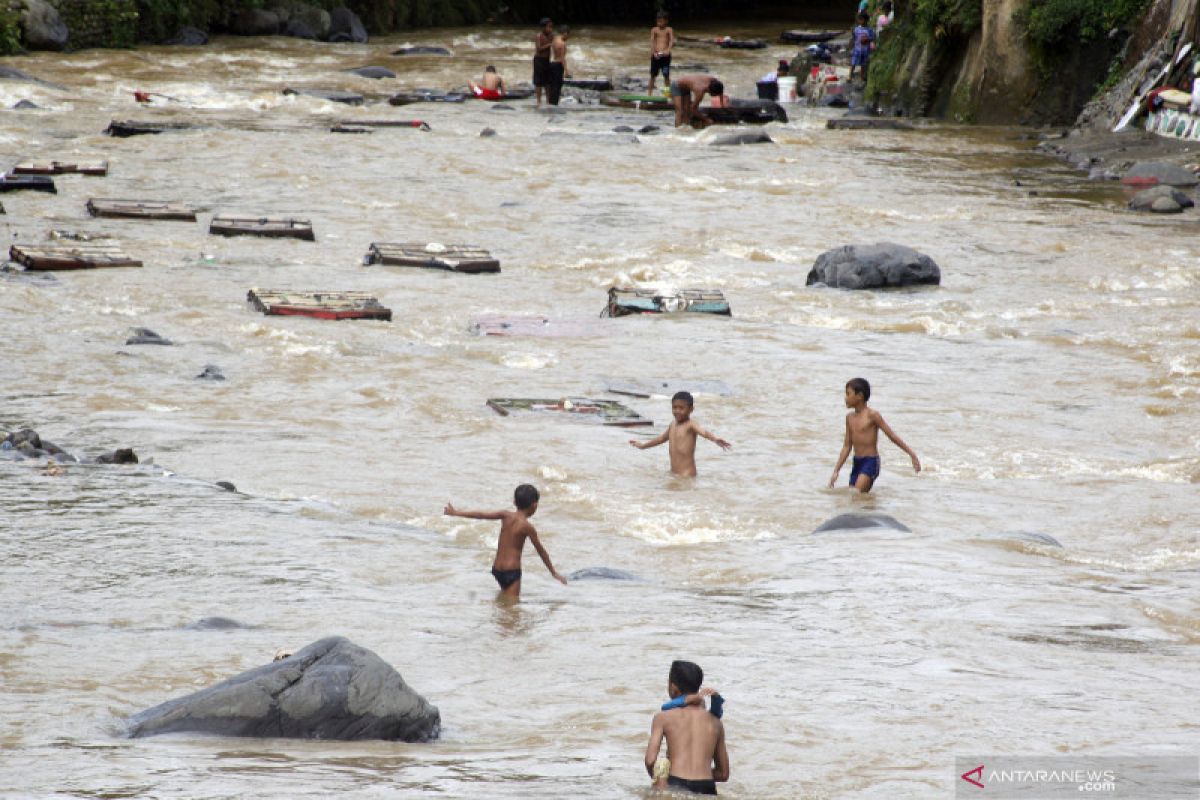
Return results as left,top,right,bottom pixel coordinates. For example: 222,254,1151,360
133,91,151,103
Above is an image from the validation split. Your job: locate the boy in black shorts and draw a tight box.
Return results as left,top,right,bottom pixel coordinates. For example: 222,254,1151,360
649,12,675,93
444,484,567,600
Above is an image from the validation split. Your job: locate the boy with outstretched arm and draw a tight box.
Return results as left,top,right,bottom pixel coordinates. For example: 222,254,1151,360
645,660,730,795
444,484,567,600
828,377,920,493
629,391,730,477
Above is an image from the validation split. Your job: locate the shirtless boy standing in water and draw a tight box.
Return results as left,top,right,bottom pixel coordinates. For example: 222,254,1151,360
645,660,730,795
629,391,731,477
648,12,675,93
444,484,567,600
828,377,921,492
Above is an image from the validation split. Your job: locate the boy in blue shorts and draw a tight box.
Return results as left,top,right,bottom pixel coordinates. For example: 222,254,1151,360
828,378,920,493
849,11,875,83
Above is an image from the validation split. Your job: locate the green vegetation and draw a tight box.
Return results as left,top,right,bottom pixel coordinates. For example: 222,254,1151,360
134,0,223,43
1016,0,1149,50
0,4,22,55
54,0,139,48
909,0,982,41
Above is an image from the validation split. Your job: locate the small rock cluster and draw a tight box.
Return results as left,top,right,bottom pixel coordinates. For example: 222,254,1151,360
0,428,137,464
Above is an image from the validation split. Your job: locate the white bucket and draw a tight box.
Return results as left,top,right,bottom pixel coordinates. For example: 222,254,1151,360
777,76,798,103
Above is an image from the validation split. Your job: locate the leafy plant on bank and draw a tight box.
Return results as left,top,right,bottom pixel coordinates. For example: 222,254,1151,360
909,0,982,42
1016,0,1149,51
0,3,22,55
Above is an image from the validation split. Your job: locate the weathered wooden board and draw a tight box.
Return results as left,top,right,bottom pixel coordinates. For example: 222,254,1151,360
604,287,731,318
10,242,142,270
105,120,196,137
0,174,56,193
87,199,197,220
13,160,108,176
210,216,314,240
246,289,391,321
604,378,734,399
486,397,652,427
365,242,499,273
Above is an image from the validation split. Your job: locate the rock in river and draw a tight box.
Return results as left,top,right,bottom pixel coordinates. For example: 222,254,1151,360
812,513,911,533
1128,184,1193,213
126,636,440,741
807,243,941,290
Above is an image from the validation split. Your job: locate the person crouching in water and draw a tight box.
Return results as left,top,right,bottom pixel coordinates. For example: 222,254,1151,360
468,65,506,101
671,74,725,128
645,659,730,794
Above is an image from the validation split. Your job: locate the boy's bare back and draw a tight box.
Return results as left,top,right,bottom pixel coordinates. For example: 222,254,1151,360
493,510,534,571
649,706,728,781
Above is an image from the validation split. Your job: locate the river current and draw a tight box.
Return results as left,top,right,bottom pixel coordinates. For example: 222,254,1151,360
0,21,1197,800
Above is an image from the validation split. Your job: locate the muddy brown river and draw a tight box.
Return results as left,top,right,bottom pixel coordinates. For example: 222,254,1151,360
0,20,1197,799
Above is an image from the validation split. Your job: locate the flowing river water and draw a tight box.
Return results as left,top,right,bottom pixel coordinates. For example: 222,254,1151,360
0,21,1197,800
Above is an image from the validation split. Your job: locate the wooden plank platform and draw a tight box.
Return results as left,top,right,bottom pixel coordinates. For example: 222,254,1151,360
210,216,314,240
12,160,108,176
604,378,734,398
0,174,56,193
105,120,196,137
469,314,610,338
87,199,197,220
603,287,731,318
486,397,652,427
10,242,142,270
246,289,391,321
365,242,500,273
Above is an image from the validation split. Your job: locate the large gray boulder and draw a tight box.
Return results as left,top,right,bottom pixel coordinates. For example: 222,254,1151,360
1129,184,1194,213
126,637,440,742
21,0,69,50
1121,161,1199,187
807,243,941,290
281,3,331,39
228,9,281,36
812,513,911,533
165,26,208,46
328,7,367,43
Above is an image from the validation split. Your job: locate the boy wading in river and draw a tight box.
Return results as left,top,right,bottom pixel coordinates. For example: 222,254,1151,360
645,660,730,795
828,377,920,492
629,391,731,477
649,11,675,94
444,484,567,600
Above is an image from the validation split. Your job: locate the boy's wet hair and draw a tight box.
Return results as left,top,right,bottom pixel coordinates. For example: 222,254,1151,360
514,484,539,510
672,391,694,407
657,11,668,20
846,377,871,402
559,25,571,35
857,11,869,23
669,660,703,694
709,79,724,96
485,65,497,73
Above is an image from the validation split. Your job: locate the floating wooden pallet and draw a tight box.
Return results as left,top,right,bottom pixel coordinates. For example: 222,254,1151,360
469,314,609,338
12,160,108,176
486,397,652,427
10,242,142,270
105,120,196,137
603,287,731,318
210,216,314,240
0,174,56,193
365,242,500,274
87,199,197,220
246,289,391,321
604,378,734,398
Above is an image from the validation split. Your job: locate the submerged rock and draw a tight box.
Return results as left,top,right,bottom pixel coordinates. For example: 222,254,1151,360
187,616,251,630
12,100,39,110
126,636,440,742
807,243,941,290
708,130,773,146
346,66,395,79
95,448,138,464
215,481,237,492
812,513,911,533
568,567,640,581
479,127,497,137
1129,184,1193,213
393,46,450,56
196,364,226,381
126,327,172,346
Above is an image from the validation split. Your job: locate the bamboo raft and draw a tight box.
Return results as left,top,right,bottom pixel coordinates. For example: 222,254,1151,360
246,289,392,321
365,243,500,274
12,160,108,176
10,242,142,270
210,216,314,240
86,199,197,220
603,287,731,318
0,174,56,193
486,397,652,427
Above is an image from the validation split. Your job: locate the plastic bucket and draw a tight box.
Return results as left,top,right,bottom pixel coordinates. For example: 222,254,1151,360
777,76,798,103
